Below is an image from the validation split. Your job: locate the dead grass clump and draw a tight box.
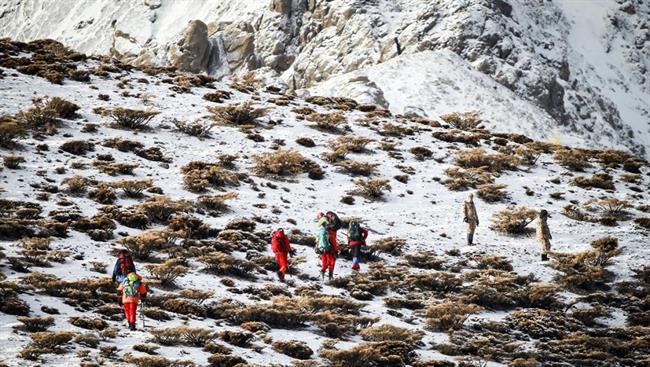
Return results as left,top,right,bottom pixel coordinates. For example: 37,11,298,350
46,97,80,119
307,111,349,133
476,183,509,203
432,130,482,145
441,111,482,130
331,135,374,153
490,206,537,234
15,97,76,134
0,282,31,315
402,252,445,270
410,146,433,160
369,237,406,256
168,214,214,239
116,230,171,260
425,300,482,331
443,167,494,191
595,149,639,167
15,316,55,332
62,175,96,195
252,148,318,178
173,119,216,138
107,107,159,130
150,326,216,347
584,197,631,219
336,160,378,177
554,149,591,171
134,196,193,224
572,173,615,190
296,137,316,147
207,101,266,126
350,178,391,199
102,137,144,152
111,179,153,198
232,298,307,328
181,161,239,192
320,341,416,367
272,340,313,359
203,90,232,103
219,330,254,347
198,252,256,279
0,115,27,147
93,161,139,176
69,316,107,330
123,354,194,367
20,331,75,360
455,148,519,172
60,140,94,155
634,217,650,230
380,122,415,137
562,204,597,223
178,289,214,304
3,155,25,169
512,145,542,165
145,258,189,286
197,192,238,214
360,324,423,346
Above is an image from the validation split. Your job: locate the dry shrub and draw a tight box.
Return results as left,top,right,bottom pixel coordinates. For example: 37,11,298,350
203,90,232,103
272,340,313,360
0,115,27,147
443,167,494,190
62,175,96,195
181,161,239,192
197,192,238,213
512,145,542,165
149,326,216,347
198,252,256,279
145,258,189,286
572,173,615,190
584,197,630,219
595,149,639,166
19,331,75,360
69,316,108,330
93,161,139,175
111,179,153,198
432,130,482,145
178,289,214,304
3,155,25,169
380,122,415,137
476,183,509,203
219,330,254,347
107,107,159,130
173,119,216,138
321,147,349,163
207,101,266,126
551,237,623,291
307,111,348,133
15,97,75,134
134,196,193,224
336,159,378,177
410,146,433,160
252,148,318,178
87,185,117,205
116,230,172,260
562,204,597,223
360,324,423,346
331,135,374,153
230,297,307,328
455,148,519,172
620,173,641,183
60,140,94,155
441,111,482,130
320,341,416,367
103,137,144,152
635,217,650,230
402,251,445,270
296,137,316,147
15,316,55,332
46,97,80,119
350,178,391,199
207,353,246,367
133,343,160,355
490,206,537,234
370,237,406,256
74,333,100,348
424,300,482,331
123,354,194,367
554,149,591,171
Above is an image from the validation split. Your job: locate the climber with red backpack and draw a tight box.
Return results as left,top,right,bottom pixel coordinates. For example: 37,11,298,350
271,228,295,281
112,249,136,283
117,272,147,331
316,211,341,280
347,220,368,271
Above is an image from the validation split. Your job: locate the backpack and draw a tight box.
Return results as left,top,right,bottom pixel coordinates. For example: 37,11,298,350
123,277,141,297
326,211,342,231
317,226,331,253
349,221,363,242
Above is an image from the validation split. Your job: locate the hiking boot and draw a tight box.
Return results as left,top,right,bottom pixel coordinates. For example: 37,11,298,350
352,263,360,271
467,234,474,246
277,271,285,282
129,322,136,331
541,254,548,262
320,271,326,280
328,270,333,280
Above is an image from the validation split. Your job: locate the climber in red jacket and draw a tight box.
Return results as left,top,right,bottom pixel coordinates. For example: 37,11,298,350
271,228,295,281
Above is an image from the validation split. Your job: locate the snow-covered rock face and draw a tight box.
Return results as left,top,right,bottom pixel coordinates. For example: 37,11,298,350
0,0,648,157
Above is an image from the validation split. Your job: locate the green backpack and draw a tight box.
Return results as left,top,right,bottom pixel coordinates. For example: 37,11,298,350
349,221,363,242
123,277,141,296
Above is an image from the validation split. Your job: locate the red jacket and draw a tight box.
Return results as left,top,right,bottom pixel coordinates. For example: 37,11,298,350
349,228,368,247
271,230,291,254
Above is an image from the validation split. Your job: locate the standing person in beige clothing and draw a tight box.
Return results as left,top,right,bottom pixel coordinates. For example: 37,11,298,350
536,209,552,261
462,193,479,245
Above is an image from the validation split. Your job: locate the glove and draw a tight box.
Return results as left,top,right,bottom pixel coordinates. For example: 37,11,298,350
117,292,122,306
463,217,469,223
141,293,147,301
289,249,297,257
476,220,479,226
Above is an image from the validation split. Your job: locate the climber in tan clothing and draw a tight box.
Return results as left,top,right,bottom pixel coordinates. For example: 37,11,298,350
462,193,479,245
536,209,552,261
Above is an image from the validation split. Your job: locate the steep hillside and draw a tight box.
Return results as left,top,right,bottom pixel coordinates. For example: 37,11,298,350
0,39,649,367
1,0,648,158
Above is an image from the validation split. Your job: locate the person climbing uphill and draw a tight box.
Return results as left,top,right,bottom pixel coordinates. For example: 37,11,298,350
536,209,552,261
316,212,338,280
112,249,136,283
347,220,368,271
271,228,295,282
462,193,479,245
117,272,147,331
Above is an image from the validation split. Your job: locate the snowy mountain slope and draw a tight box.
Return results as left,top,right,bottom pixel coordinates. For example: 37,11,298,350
0,39,649,366
0,0,648,158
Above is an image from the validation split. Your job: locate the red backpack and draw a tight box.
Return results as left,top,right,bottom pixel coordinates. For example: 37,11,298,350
118,251,135,274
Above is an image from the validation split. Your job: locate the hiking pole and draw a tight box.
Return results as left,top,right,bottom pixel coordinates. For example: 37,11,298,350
140,301,145,330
